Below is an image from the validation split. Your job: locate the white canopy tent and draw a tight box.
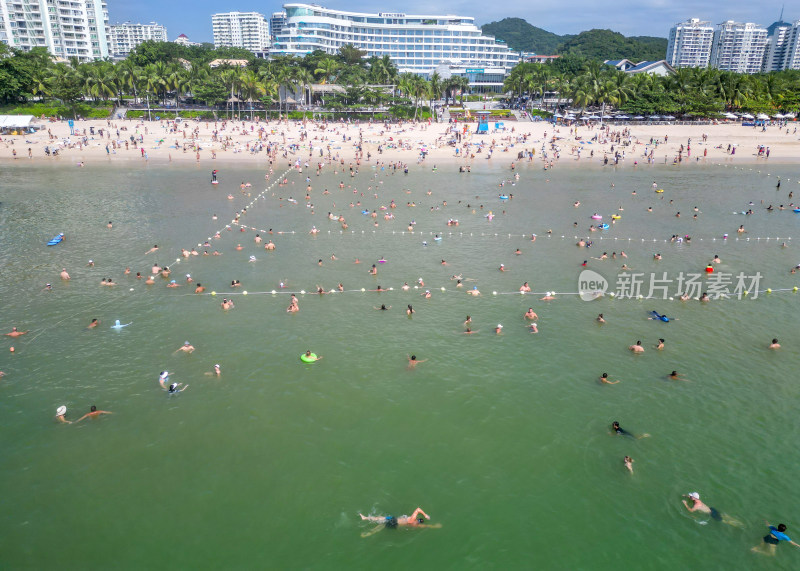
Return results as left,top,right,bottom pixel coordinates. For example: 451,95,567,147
0,115,36,129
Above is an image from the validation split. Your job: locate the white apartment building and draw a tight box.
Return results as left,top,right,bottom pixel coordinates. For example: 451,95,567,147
109,21,167,58
666,18,714,68
710,21,768,74
0,0,110,61
212,11,270,52
272,3,519,90
782,22,800,70
763,19,800,71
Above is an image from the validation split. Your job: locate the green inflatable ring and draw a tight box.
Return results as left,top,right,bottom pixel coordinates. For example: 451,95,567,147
300,353,318,363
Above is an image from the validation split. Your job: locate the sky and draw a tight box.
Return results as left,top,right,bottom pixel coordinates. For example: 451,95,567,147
108,0,794,44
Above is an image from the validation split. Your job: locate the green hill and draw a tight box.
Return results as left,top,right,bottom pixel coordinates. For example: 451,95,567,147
481,18,568,54
480,19,668,62
559,29,668,61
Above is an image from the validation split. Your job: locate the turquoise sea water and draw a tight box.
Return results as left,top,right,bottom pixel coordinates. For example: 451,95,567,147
1,158,800,569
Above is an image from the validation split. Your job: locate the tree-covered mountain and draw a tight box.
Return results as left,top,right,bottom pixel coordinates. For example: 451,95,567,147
481,19,668,62
481,18,569,54
559,29,668,61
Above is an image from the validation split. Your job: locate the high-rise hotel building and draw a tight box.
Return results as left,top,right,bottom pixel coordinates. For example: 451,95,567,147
271,3,519,90
212,11,270,52
666,18,714,68
0,0,110,61
763,19,800,71
109,21,167,58
710,20,768,74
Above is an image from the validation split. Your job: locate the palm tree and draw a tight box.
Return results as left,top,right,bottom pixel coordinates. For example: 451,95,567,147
239,69,265,120
314,58,340,84
294,67,314,108
428,72,443,121
219,67,242,118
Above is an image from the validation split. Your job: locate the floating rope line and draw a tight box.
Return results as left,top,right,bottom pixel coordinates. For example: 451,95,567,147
177,285,800,300
163,166,295,271
223,224,793,244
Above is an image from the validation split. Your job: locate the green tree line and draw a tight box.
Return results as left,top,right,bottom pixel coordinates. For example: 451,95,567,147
505,57,800,116
0,41,471,120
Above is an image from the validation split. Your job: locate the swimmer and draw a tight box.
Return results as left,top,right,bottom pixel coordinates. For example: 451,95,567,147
60,268,70,280
462,327,478,334
682,493,742,526
338,283,344,292
600,373,620,385
611,421,649,439
87,319,100,329
166,381,188,394
540,294,555,301
629,340,644,353
668,371,689,381
623,456,634,474
55,405,71,424
769,338,781,349
656,338,665,350
145,276,155,285
374,304,391,310
515,249,521,255
359,508,437,537
145,245,158,255
158,371,170,388
406,305,414,316
468,286,480,296
422,290,431,298
499,264,508,272
495,324,503,334
752,521,800,555
174,341,195,354
4,327,29,337
265,240,275,250
524,308,538,320
528,322,538,333
520,282,532,293
76,405,113,422
195,284,205,293
303,350,322,362
407,354,427,368
596,314,605,324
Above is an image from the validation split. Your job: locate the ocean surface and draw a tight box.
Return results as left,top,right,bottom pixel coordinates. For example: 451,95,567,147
1,156,799,569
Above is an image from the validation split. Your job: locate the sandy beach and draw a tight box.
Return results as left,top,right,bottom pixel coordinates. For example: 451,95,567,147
1,115,799,167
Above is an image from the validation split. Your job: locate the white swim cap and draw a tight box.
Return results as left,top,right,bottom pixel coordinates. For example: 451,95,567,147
497,324,503,328
57,405,67,416
214,364,220,368
688,492,700,500
160,371,169,379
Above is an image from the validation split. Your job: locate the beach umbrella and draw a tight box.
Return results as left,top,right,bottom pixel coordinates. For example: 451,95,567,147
741,113,754,119
587,115,601,120
663,115,676,120
784,112,796,118
756,113,770,120
649,115,661,119
601,114,612,119
774,113,784,119
633,115,645,120
723,112,737,119
616,115,630,119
